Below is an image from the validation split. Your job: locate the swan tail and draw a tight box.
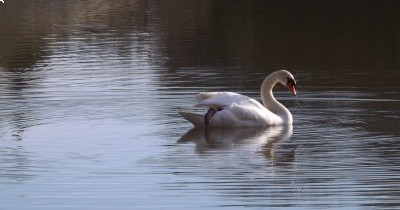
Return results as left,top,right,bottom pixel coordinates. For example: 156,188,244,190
178,111,205,127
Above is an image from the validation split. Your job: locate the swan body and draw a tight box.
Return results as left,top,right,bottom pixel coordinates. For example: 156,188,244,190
179,70,297,127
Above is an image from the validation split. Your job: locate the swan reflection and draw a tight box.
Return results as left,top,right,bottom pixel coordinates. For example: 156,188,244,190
178,125,295,165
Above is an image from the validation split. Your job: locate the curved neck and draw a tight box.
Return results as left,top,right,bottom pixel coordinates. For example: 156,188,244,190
260,74,293,124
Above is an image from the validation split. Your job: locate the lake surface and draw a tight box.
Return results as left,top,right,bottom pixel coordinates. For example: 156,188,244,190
0,1,399,209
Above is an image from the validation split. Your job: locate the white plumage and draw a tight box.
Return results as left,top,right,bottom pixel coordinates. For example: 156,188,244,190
179,70,297,127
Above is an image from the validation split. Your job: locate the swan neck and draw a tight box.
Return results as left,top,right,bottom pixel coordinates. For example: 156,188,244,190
260,74,293,123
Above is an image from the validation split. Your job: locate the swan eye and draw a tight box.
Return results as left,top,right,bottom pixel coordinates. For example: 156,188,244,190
286,77,296,86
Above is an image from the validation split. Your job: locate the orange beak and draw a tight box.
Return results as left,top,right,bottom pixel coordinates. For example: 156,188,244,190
288,84,296,96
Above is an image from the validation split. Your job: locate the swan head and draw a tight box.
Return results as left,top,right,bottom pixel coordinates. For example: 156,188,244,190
276,70,296,96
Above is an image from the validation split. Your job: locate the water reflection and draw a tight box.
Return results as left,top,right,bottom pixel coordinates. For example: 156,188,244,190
179,125,294,166
0,146,40,182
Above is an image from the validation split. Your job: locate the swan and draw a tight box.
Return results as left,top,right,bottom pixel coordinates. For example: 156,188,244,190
179,70,297,127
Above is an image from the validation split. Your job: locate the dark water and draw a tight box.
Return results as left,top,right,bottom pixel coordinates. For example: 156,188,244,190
0,1,399,209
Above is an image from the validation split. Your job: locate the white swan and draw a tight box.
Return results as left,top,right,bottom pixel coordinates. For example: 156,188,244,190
179,70,297,127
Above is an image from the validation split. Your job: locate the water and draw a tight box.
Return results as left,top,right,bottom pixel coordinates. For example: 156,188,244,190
1,1,399,209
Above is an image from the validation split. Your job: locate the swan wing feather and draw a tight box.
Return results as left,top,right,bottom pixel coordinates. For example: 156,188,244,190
193,92,281,126
195,92,256,108
209,101,281,127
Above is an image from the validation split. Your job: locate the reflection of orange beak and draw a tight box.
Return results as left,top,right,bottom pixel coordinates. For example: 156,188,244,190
288,84,296,96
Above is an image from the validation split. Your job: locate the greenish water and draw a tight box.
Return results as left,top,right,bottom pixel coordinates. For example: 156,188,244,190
0,1,399,209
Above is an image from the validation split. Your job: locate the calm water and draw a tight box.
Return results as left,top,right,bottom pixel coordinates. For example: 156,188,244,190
1,1,399,209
